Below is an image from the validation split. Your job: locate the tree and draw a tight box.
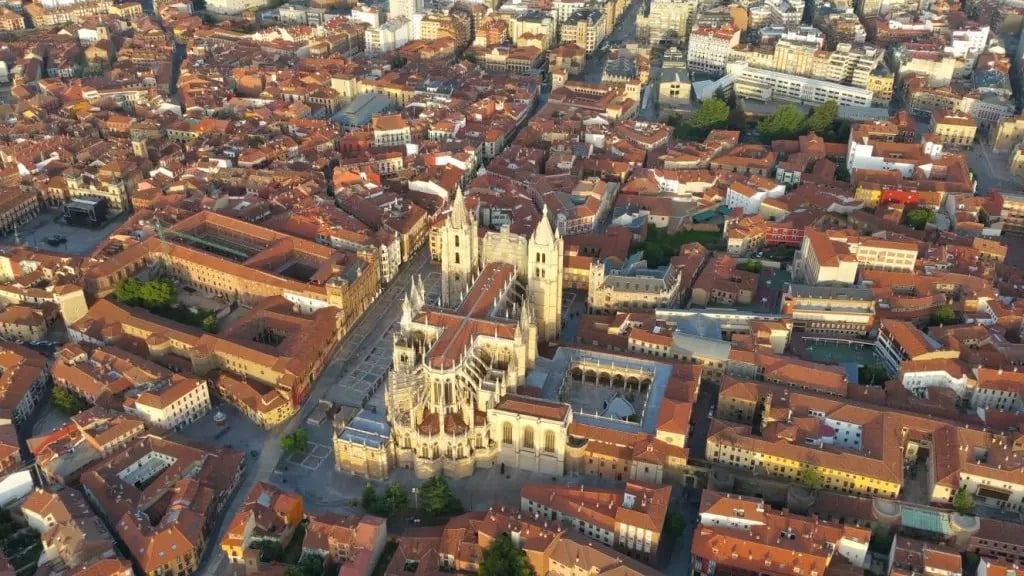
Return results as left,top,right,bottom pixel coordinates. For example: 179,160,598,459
52,386,87,416
805,100,838,135
757,105,807,142
201,314,219,333
418,477,464,517
929,304,958,327
464,52,478,64
799,466,824,489
904,207,936,231
663,512,685,541
192,0,206,10
281,429,309,454
138,277,175,309
257,540,284,563
361,484,378,512
690,98,730,132
287,554,324,576
953,487,975,514
382,483,408,513
114,278,143,305
80,63,105,77
479,533,536,576
738,260,762,273
390,56,408,69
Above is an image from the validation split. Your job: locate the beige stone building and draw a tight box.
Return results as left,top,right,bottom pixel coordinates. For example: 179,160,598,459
993,115,1024,152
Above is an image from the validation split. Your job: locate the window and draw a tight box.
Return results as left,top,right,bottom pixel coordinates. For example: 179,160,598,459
523,427,535,449
503,423,513,444
544,431,556,452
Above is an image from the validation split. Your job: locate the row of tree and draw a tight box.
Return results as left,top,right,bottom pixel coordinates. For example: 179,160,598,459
361,476,465,518
675,98,842,144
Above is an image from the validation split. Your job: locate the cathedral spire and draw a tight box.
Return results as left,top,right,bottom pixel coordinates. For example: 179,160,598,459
533,202,555,245
450,188,469,229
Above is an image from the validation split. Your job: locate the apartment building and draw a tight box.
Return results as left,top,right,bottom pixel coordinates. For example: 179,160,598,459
520,481,671,560
21,488,117,572
929,111,978,147
122,375,211,432
561,8,605,53
364,15,415,53
999,192,1024,234
971,367,1024,411
371,114,411,147
221,482,304,566
992,115,1024,152
80,436,244,576
30,407,146,485
694,491,870,576
812,42,883,87
510,11,555,49
728,61,875,107
794,229,859,286
688,25,741,75
876,319,960,374
636,0,695,44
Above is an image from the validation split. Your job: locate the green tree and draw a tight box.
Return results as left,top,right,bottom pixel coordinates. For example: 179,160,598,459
192,0,206,10
418,477,464,517
80,63,105,77
361,484,378,512
288,554,324,576
690,98,730,131
281,429,309,454
799,466,824,489
757,105,807,142
382,483,408,513
138,278,175,309
929,304,958,327
201,314,219,333
257,540,284,562
805,100,838,135
738,260,762,273
52,386,87,416
114,278,143,305
479,533,536,576
390,56,408,69
464,52,478,64
953,487,975,514
904,207,936,231
663,512,685,540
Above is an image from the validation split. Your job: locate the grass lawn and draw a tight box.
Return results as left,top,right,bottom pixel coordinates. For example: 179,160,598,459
632,225,724,267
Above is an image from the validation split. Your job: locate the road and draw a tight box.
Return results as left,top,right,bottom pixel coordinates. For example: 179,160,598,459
582,0,643,84
966,145,1021,194
199,249,431,576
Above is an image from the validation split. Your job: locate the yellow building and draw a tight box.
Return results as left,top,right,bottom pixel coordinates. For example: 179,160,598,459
929,110,977,147
865,71,895,106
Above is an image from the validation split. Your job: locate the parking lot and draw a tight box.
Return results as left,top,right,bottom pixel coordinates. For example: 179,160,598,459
0,209,128,256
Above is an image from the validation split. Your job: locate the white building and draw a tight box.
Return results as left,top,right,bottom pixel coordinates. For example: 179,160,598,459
638,0,695,44
728,61,875,107
388,0,418,20
205,0,268,15
687,25,741,75
365,15,415,53
724,179,786,215
123,376,211,432
350,3,382,27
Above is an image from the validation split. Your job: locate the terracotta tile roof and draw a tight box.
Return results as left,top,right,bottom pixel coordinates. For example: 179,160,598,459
494,395,569,421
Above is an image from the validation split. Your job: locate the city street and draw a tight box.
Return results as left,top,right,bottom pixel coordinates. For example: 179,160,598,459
199,248,431,576
966,145,1020,194
582,0,643,84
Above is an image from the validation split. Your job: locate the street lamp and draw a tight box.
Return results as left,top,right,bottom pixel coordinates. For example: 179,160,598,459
412,487,418,510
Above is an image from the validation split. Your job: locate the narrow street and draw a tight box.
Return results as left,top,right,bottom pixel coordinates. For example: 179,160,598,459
199,249,431,576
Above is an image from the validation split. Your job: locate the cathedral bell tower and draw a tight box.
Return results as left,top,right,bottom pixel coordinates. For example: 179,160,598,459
440,189,479,307
526,204,564,342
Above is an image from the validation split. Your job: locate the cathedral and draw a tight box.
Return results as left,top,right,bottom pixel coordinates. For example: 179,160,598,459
439,190,564,342
333,192,693,482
